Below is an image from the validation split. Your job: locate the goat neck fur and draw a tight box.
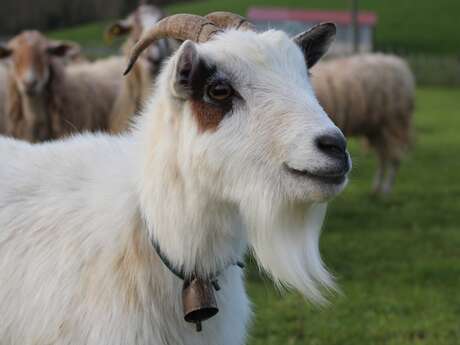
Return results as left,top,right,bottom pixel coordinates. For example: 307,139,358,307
0,27,349,345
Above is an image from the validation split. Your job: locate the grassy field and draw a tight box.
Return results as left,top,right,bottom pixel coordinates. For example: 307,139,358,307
243,87,460,345
48,0,460,55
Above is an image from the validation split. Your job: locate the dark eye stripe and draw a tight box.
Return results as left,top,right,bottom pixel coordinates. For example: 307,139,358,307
188,60,237,133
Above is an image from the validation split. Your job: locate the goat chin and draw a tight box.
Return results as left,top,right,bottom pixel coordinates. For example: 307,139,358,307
242,196,336,304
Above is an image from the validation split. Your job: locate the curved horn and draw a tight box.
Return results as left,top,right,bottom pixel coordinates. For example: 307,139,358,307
124,14,221,75
205,11,255,31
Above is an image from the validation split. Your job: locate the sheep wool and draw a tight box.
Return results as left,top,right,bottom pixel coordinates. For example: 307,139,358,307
1,31,124,142
312,53,415,195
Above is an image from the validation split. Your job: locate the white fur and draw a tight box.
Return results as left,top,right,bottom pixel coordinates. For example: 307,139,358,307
0,29,348,345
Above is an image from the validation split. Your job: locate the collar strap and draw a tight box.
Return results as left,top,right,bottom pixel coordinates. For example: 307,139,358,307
150,237,244,281
151,238,187,280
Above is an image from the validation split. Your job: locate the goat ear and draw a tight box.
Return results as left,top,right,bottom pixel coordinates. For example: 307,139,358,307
171,40,199,99
293,23,336,69
0,43,12,59
47,41,79,58
105,20,132,42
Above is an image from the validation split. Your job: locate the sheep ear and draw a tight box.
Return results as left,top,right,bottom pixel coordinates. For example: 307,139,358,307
0,43,12,59
105,19,132,42
293,23,336,69
47,41,78,58
171,40,199,99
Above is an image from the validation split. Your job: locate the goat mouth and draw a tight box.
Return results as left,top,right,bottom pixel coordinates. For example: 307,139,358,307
283,163,347,185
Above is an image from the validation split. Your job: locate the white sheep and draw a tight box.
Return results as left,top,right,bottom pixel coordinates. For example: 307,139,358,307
311,53,415,195
0,31,124,142
0,13,351,345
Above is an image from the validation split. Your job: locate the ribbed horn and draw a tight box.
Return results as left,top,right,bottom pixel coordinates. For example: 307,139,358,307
124,14,222,75
205,11,255,31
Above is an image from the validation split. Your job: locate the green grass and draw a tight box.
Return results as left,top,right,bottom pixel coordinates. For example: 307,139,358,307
47,21,121,59
47,0,460,55
244,87,460,345
47,21,110,45
407,55,460,87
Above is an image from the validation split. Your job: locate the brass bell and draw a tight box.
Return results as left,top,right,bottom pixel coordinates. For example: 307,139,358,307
182,277,219,331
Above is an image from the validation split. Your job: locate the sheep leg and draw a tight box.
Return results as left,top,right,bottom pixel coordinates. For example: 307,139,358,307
372,154,387,195
381,160,400,195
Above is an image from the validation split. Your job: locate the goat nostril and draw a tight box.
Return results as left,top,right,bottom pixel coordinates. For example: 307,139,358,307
315,133,347,157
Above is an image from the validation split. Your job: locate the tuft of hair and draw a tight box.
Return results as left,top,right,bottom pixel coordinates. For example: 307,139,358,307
240,186,337,304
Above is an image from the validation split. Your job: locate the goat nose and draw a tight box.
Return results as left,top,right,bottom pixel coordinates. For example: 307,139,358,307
315,132,347,158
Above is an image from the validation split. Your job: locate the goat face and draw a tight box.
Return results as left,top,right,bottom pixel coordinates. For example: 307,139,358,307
0,31,78,96
166,27,351,204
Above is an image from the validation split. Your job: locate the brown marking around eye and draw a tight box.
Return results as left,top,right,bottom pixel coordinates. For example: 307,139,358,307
190,99,226,133
187,59,233,133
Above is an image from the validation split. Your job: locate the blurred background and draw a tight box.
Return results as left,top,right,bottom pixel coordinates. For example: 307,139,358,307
1,0,459,86
1,0,459,344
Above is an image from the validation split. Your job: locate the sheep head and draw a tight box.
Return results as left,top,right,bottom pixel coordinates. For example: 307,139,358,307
0,31,80,96
106,4,165,42
137,13,351,302
106,4,177,75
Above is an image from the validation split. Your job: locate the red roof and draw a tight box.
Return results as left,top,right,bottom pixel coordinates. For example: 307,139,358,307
248,7,377,26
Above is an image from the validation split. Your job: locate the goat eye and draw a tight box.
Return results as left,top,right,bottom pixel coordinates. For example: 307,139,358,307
207,82,233,102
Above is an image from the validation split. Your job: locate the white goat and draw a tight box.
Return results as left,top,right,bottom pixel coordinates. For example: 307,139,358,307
0,13,351,345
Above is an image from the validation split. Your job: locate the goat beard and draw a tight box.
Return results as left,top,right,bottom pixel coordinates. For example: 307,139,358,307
241,195,336,304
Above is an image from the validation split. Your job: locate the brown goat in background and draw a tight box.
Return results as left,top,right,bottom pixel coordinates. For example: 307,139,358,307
0,31,123,142
312,53,415,195
105,3,179,133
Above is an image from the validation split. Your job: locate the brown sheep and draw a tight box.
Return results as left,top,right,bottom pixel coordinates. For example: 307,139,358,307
0,40,85,137
0,31,124,142
105,3,180,133
311,53,415,195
